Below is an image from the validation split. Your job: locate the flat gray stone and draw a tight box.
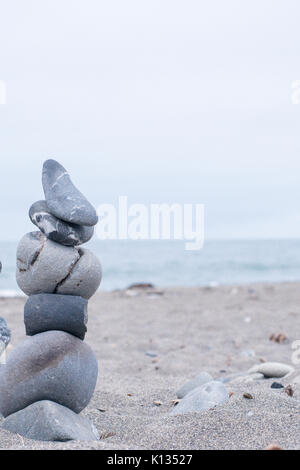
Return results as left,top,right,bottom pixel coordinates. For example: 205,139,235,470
171,381,229,415
176,372,213,398
0,330,98,417
24,294,88,340
0,318,10,347
42,159,98,226
16,232,102,299
247,362,294,378
1,400,99,442
29,200,94,246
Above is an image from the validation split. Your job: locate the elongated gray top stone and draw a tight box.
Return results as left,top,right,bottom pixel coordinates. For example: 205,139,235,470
0,330,98,417
42,159,98,226
29,200,94,246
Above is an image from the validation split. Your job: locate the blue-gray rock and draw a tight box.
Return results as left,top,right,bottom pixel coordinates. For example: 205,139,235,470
16,232,102,299
1,400,99,442
171,381,228,415
29,200,94,246
0,318,11,347
42,159,98,226
0,330,98,417
176,372,213,398
24,294,88,340
271,382,284,389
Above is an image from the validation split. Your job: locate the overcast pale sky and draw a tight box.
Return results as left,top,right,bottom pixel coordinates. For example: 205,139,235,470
0,0,300,241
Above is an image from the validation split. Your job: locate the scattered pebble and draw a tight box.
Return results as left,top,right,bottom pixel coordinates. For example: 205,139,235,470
271,382,284,389
127,283,155,290
100,431,116,440
247,362,294,378
153,401,162,407
176,372,213,399
265,443,283,450
243,393,254,399
171,399,180,406
240,349,256,358
171,381,229,415
269,333,288,344
145,351,158,358
284,385,294,397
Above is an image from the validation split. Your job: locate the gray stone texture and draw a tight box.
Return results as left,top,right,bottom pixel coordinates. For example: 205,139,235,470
24,293,88,340
42,159,98,226
1,400,99,442
0,330,98,417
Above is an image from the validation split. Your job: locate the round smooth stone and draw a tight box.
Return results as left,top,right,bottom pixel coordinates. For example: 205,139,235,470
16,231,80,296
42,159,98,226
0,330,98,417
1,400,99,442
24,294,88,340
176,372,213,399
16,232,102,299
247,362,294,378
171,381,228,415
29,200,94,246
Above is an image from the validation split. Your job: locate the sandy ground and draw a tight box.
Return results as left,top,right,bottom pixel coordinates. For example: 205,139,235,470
0,282,299,450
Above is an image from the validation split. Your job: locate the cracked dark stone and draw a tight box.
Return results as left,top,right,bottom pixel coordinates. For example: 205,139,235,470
16,232,101,299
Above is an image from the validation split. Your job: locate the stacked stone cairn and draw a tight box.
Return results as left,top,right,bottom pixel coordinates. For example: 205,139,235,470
0,159,102,442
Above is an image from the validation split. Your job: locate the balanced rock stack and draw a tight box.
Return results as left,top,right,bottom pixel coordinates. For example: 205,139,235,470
0,160,102,442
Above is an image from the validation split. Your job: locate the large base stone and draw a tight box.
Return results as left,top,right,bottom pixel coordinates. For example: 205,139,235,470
0,330,98,417
1,400,99,442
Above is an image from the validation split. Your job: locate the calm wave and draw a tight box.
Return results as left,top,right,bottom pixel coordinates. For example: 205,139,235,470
1,239,300,294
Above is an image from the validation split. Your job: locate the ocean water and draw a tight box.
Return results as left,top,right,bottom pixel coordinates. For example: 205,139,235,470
1,239,300,295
